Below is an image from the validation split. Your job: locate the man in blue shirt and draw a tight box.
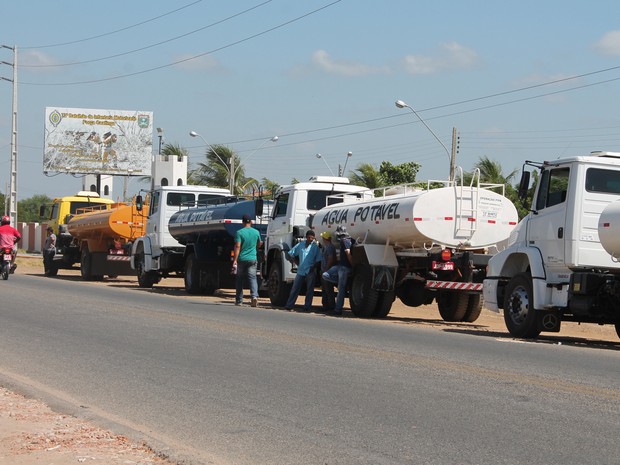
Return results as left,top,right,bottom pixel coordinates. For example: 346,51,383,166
285,230,322,311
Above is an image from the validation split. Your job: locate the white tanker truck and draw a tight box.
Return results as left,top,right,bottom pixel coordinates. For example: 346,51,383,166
483,151,620,339
264,173,519,321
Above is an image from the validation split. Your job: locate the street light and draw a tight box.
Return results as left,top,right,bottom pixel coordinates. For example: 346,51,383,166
233,136,279,190
316,153,335,176
156,127,164,155
395,99,454,181
189,131,233,193
339,151,353,177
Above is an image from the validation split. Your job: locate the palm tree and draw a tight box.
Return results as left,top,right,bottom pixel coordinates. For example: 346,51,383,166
474,156,518,184
189,144,249,195
348,163,384,188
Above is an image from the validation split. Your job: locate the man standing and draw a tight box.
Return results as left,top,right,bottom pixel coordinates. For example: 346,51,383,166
285,230,322,311
43,226,56,276
319,231,336,312
322,226,354,315
232,214,263,307
0,215,21,274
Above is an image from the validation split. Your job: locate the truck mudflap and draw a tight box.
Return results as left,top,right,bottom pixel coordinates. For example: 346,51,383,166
425,280,483,291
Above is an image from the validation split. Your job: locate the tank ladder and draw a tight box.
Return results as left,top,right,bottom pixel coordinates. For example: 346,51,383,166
453,167,480,241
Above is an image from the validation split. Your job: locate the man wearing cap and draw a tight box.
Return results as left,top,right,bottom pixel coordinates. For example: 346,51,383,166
233,214,263,307
42,226,56,276
284,230,322,311
319,230,336,312
322,225,354,315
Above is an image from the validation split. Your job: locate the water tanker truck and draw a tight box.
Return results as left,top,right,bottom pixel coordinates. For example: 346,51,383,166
264,174,518,321
168,198,269,295
62,201,148,280
484,151,620,339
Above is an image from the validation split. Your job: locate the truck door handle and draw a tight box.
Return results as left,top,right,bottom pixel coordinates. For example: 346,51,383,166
558,227,563,239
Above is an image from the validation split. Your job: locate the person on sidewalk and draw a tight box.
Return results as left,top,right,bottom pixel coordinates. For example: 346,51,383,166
319,230,336,312
232,214,263,307
285,230,322,311
321,226,354,315
42,226,56,275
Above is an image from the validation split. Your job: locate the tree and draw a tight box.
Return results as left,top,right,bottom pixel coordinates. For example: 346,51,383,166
188,144,248,196
18,194,52,223
349,161,420,188
379,161,420,185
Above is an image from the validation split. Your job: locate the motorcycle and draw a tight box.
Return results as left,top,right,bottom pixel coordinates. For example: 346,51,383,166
1,247,13,280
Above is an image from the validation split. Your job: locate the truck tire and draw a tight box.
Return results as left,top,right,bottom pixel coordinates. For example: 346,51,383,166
80,246,102,281
201,269,217,296
184,254,201,295
136,253,156,288
437,291,468,322
462,294,483,322
268,260,291,307
372,291,396,318
350,265,379,318
503,273,541,338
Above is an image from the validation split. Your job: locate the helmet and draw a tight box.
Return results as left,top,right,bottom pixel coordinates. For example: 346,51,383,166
0,215,9,225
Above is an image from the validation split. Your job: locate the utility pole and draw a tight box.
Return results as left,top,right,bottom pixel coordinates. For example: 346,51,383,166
1,45,17,227
450,127,459,183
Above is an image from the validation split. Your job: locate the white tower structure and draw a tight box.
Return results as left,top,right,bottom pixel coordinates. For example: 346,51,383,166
82,174,113,199
151,152,187,189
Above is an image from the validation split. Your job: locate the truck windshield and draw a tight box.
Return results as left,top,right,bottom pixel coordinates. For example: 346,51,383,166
308,190,361,210
585,168,620,194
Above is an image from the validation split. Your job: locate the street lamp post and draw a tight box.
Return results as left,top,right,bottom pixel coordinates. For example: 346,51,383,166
233,136,279,191
315,153,335,176
395,99,454,181
156,127,164,155
189,131,234,193
339,151,353,177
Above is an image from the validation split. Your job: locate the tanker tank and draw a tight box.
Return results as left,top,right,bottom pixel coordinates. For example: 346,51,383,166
168,199,271,244
312,186,518,249
66,202,148,241
598,200,620,260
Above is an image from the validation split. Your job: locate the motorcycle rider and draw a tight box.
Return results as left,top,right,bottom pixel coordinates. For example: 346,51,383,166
0,215,21,274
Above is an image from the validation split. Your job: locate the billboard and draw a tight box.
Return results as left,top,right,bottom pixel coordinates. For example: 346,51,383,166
44,107,153,176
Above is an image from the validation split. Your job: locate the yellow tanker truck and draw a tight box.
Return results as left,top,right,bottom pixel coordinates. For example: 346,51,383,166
65,201,149,280
41,192,148,279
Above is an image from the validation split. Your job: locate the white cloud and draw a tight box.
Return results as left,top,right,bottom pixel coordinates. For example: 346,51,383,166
594,30,620,56
402,42,479,75
19,50,60,70
173,53,220,71
311,49,390,76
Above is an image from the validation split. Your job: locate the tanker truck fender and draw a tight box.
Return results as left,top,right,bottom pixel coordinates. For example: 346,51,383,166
130,237,153,270
483,246,546,312
350,244,398,292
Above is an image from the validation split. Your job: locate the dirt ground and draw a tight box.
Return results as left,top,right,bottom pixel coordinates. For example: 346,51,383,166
1,255,618,464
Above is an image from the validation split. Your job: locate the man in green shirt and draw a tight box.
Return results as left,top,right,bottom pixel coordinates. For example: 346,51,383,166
232,214,263,307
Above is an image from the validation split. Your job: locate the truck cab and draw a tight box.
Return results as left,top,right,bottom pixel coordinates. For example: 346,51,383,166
483,151,620,338
131,185,230,287
264,176,371,306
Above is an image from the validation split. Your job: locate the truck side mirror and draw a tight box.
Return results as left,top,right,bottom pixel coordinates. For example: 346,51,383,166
518,171,530,200
39,205,46,218
255,198,264,217
135,195,143,212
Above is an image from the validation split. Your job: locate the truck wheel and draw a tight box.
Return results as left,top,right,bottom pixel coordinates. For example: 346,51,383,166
184,254,201,295
437,291,469,322
268,260,291,307
372,291,395,318
136,253,156,288
201,269,217,296
80,246,102,281
462,294,483,322
503,273,541,338
350,265,379,318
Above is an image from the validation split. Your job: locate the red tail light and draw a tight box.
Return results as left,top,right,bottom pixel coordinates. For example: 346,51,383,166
441,249,452,261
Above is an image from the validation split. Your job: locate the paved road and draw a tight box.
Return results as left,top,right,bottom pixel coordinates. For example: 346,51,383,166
0,273,618,465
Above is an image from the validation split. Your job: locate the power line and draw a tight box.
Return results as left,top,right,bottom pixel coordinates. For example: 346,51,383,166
20,0,273,68
21,1,204,49
19,0,342,86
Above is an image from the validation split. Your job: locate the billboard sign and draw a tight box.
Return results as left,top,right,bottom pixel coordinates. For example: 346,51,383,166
44,107,153,176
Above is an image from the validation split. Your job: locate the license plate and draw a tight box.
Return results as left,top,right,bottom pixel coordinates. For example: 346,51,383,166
3,254,11,261
432,261,454,271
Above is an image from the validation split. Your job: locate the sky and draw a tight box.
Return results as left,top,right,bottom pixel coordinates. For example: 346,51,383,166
2,0,620,202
